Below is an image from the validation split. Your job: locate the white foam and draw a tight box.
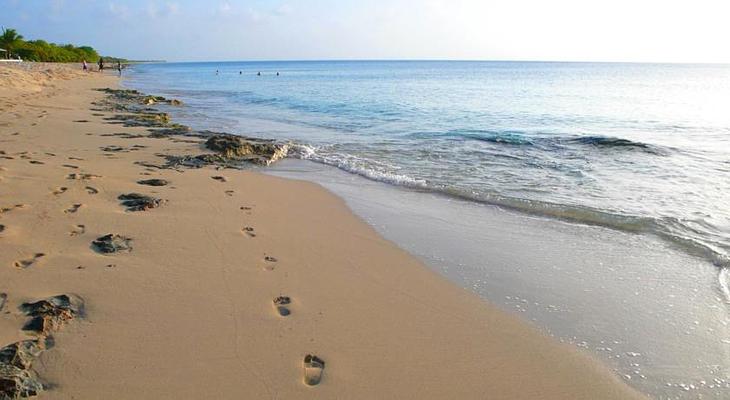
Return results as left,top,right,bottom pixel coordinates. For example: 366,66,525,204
718,268,730,304
290,143,428,188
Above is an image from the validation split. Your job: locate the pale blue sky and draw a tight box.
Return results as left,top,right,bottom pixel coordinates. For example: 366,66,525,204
2,0,729,63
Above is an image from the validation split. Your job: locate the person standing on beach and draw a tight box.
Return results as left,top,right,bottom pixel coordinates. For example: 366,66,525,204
82,60,88,72
117,61,122,76
98,57,104,71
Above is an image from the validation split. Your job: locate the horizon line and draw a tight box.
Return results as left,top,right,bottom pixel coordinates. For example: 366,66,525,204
143,58,730,66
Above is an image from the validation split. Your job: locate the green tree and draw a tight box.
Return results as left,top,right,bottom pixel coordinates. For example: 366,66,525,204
1,28,110,63
0,27,24,59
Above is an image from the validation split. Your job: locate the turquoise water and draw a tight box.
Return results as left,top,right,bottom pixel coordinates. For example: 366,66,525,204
124,61,730,270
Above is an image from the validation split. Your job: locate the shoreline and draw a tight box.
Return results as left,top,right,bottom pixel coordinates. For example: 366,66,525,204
0,63,646,399
266,157,730,398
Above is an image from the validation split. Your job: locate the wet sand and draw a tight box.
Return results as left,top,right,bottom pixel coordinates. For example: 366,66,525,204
0,63,645,399
268,158,730,399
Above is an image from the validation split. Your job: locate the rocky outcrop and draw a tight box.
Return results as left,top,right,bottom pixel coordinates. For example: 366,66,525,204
137,179,169,187
93,89,188,136
118,193,164,212
205,135,290,166
1,353,43,399
142,95,183,106
95,89,290,166
93,234,133,254
0,294,84,399
96,89,182,107
19,295,83,337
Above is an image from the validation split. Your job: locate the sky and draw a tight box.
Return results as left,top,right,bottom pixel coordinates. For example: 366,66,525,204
2,0,730,63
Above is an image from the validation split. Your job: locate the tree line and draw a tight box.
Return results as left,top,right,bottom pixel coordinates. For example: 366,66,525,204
1,27,107,62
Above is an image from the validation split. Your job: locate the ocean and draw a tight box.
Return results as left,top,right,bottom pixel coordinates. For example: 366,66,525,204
124,61,730,398
125,60,730,269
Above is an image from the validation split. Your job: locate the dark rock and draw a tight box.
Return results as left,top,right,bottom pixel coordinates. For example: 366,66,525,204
0,341,42,371
0,295,83,399
142,95,183,106
108,112,171,128
118,193,164,212
93,234,132,254
204,135,289,166
160,154,230,169
19,295,83,337
100,145,126,152
137,179,169,187
148,124,191,137
0,364,43,399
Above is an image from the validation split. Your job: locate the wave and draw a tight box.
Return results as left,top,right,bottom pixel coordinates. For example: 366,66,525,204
290,142,729,272
408,131,670,156
292,144,428,188
408,130,534,145
566,135,669,155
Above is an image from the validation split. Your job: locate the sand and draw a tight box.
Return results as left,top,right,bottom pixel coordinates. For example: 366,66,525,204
0,63,646,399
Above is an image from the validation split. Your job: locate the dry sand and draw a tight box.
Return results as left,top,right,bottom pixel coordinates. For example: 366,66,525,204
0,63,646,399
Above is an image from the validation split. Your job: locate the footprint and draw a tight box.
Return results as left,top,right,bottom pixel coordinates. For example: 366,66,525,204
0,224,5,234
211,176,228,183
0,204,28,214
263,255,277,271
70,224,86,236
64,204,83,214
0,293,6,312
67,173,101,180
85,186,99,195
225,190,234,197
68,157,85,161
303,355,325,386
13,253,45,269
62,164,79,169
29,160,44,165
242,227,256,238
273,296,291,316
52,187,68,195
240,206,253,211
